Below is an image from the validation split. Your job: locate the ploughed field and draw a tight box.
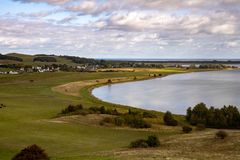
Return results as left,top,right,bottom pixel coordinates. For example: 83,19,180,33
0,68,240,160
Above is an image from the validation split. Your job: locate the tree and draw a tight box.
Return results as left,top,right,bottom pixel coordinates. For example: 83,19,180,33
186,107,192,121
163,111,178,126
190,103,208,125
186,103,240,129
12,144,49,160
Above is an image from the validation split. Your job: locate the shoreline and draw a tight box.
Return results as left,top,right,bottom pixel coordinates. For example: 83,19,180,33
53,68,223,115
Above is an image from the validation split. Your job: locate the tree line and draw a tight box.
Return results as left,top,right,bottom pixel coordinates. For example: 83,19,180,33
186,103,240,129
33,56,57,62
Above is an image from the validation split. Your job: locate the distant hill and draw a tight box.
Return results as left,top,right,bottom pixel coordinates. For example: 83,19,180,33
0,53,23,62
0,53,99,66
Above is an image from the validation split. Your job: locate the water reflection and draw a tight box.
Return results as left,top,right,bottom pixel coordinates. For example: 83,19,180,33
92,70,240,115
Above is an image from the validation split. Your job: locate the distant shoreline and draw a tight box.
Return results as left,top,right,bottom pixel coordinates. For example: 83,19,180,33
96,58,240,64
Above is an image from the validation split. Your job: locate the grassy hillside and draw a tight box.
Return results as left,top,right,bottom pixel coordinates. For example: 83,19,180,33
0,53,77,66
0,69,239,160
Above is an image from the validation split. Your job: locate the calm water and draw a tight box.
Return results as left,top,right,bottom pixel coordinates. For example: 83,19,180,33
92,70,240,115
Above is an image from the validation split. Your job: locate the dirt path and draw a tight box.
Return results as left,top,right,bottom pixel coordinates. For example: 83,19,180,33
52,76,149,97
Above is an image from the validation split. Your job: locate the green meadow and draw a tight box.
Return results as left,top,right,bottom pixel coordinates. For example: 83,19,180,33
0,69,185,160
1,69,240,160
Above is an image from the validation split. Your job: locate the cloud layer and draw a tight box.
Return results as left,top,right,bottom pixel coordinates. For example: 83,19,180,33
0,0,240,58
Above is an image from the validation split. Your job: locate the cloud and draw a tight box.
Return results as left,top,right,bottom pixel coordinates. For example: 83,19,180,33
94,11,238,36
226,41,239,47
13,0,71,5
18,10,58,18
1,0,239,58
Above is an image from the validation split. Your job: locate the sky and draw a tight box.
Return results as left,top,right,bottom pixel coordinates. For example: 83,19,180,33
0,0,240,59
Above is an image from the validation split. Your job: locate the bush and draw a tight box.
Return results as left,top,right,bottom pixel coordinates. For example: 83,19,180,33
124,115,151,128
146,135,160,147
12,144,49,160
114,117,125,126
99,106,106,114
130,139,149,148
128,109,140,115
107,79,112,83
130,135,160,148
61,104,83,114
216,130,228,139
163,111,178,126
182,126,192,133
88,106,100,113
196,123,206,131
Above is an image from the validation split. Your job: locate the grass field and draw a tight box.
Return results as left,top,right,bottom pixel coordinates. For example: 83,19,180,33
0,68,239,160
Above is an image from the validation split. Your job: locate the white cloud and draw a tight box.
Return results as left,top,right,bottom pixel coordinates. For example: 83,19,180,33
1,0,239,58
226,41,239,47
210,24,235,35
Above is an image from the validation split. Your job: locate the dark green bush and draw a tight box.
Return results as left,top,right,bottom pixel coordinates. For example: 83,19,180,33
146,135,160,147
124,115,151,128
61,104,83,114
89,106,100,113
130,135,160,148
216,130,228,139
182,126,192,133
99,106,106,114
163,111,178,126
12,144,49,160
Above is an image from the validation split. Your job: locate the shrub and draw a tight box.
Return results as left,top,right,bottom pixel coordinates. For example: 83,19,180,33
130,139,149,148
146,135,160,147
61,104,83,114
107,79,112,83
196,123,206,131
130,135,160,148
182,126,192,133
128,109,140,115
12,144,49,160
163,111,178,126
143,111,157,118
114,117,125,126
216,130,228,139
99,106,106,114
88,106,100,113
124,115,151,128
